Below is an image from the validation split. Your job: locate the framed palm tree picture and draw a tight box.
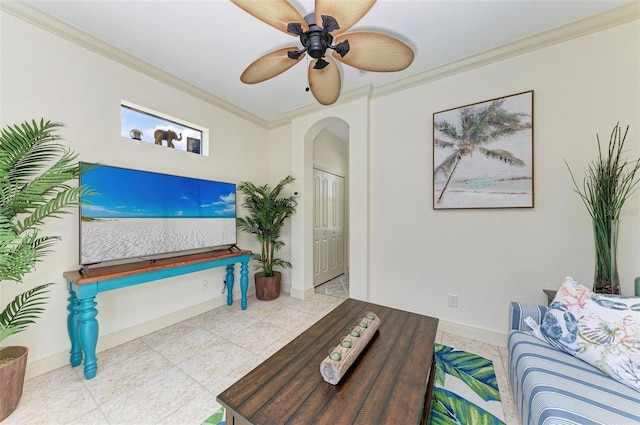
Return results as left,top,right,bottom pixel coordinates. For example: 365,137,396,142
433,90,534,209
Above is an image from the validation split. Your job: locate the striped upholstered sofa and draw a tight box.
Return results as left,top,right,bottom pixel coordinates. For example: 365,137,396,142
508,302,640,425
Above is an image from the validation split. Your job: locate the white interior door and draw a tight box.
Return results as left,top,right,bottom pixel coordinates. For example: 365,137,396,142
313,169,345,286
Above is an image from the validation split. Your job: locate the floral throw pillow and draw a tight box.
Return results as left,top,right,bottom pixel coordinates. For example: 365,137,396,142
528,276,640,393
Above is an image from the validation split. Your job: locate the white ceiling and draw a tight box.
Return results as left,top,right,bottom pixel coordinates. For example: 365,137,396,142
19,0,630,124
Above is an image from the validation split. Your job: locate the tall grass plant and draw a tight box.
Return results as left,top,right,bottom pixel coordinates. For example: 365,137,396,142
566,123,640,293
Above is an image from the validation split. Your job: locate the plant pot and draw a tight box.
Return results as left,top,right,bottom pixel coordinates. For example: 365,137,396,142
0,346,29,422
255,271,281,301
592,218,620,294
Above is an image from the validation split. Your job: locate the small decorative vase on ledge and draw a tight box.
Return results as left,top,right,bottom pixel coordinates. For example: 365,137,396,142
593,218,620,294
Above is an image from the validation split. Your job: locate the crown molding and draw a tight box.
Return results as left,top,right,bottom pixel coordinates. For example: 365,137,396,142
271,2,639,128
1,0,270,128
372,2,640,100
3,1,638,130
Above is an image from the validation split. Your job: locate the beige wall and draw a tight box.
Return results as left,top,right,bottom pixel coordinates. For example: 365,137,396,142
284,17,639,344
313,129,348,176
2,5,638,378
367,19,640,334
1,10,269,376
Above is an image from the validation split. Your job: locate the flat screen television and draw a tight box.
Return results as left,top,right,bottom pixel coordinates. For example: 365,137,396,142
79,163,236,265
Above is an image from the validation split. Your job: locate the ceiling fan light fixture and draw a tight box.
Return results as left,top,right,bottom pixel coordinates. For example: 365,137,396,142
232,0,413,106
287,22,303,36
314,58,330,70
321,15,340,33
303,26,332,59
332,40,349,57
287,49,305,60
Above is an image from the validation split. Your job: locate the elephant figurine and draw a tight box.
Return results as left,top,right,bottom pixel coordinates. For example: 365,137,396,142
153,129,182,148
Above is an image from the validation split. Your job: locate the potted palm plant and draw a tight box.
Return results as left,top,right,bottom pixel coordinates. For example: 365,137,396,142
236,175,297,301
0,119,90,421
566,123,640,294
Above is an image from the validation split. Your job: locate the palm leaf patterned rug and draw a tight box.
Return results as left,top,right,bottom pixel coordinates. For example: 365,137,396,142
202,407,225,425
430,343,506,425
203,343,505,425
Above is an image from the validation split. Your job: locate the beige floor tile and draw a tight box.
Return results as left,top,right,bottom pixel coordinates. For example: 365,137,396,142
289,295,342,315
261,305,318,332
14,291,522,425
229,320,292,355
204,311,262,340
160,389,220,425
208,373,246,400
144,327,218,364
100,367,204,425
441,331,502,363
140,319,200,348
66,408,110,425
83,346,175,404
178,339,256,389
93,338,155,369
3,365,98,425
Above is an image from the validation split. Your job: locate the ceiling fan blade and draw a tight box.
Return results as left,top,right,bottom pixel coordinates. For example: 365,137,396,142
241,47,305,84
308,56,341,105
315,0,376,35
332,32,414,72
231,0,307,36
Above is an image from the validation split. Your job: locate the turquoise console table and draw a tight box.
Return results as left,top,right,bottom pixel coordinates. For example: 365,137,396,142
63,249,251,380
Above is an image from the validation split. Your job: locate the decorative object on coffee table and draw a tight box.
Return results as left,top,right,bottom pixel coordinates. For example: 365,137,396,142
566,123,639,294
320,311,381,385
236,175,297,300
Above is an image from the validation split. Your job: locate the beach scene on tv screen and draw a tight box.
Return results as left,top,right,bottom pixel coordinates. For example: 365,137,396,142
80,164,236,265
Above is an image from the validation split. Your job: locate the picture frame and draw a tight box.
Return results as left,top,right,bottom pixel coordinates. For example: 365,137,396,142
187,137,201,154
433,90,534,210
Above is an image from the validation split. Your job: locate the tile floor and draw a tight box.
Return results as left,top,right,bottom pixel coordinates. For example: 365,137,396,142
314,273,349,298
6,292,520,425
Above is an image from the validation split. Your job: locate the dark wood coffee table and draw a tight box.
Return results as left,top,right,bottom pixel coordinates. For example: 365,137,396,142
217,298,439,425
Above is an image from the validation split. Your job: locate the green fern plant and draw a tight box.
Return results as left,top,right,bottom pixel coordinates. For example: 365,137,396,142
236,175,297,277
0,119,92,345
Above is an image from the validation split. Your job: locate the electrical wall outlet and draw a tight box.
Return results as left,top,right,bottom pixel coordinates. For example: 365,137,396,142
448,294,458,308
201,279,208,290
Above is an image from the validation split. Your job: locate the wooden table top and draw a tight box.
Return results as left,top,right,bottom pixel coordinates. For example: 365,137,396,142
63,249,251,285
217,298,439,425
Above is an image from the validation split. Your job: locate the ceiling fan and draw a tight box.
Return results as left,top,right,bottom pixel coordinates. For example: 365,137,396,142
231,0,414,106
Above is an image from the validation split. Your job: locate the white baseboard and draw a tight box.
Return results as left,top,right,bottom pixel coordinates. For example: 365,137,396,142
289,285,315,299
438,319,508,348
25,291,251,380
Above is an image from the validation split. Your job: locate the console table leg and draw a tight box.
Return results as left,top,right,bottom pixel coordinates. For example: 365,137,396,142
226,264,235,306
66,289,82,367
78,297,99,379
240,260,249,310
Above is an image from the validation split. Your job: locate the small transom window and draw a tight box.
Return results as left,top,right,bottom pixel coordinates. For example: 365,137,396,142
121,101,209,156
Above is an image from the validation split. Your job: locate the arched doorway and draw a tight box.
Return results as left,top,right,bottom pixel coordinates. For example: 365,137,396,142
288,91,371,302
312,124,349,296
